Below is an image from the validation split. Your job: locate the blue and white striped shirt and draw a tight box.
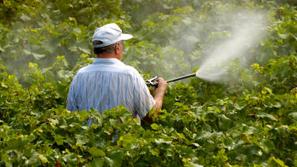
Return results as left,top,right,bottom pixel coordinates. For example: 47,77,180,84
66,58,155,119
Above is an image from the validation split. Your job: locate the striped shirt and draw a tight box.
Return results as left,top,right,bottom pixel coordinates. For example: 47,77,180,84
66,58,155,119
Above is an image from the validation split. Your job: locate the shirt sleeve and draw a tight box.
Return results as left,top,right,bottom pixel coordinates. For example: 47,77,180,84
66,75,78,111
131,69,156,118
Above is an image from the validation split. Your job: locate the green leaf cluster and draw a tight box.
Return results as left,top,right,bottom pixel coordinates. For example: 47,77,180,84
0,0,296,166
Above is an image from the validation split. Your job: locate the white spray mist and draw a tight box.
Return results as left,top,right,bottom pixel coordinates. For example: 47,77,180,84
196,11,267,82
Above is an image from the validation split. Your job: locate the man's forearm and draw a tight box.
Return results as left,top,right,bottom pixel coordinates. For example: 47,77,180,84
153,86,166,112
142,77,167,123
142,87,166,124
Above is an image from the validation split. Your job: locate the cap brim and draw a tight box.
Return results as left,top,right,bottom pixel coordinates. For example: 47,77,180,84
119,33,133,41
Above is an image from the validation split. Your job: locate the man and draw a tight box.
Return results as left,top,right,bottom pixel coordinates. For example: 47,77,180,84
67,23,167,122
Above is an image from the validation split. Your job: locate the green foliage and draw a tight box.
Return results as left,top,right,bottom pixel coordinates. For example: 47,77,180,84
0,0,296,166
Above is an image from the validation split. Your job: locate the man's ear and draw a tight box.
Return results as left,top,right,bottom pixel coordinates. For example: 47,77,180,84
114,43,121,54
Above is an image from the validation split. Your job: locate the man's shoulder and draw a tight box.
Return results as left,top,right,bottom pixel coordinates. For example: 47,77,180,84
77,66,90,74
123,64,140,75
122,65,146,80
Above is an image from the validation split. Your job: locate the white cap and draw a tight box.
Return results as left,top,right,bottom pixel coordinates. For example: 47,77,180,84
92,23,133,48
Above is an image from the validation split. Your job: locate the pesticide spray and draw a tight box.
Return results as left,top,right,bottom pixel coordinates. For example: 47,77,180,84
147,11,267,86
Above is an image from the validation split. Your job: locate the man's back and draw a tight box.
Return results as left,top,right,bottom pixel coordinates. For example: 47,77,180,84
67,58,155,119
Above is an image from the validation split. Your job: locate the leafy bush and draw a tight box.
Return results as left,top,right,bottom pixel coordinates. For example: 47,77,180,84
0,0,296,166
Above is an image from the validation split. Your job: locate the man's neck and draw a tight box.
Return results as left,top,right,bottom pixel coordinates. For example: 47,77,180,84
96,53,120,60
96,53,121,60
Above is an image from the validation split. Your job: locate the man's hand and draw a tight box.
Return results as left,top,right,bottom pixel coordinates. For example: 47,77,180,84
155,77,168,92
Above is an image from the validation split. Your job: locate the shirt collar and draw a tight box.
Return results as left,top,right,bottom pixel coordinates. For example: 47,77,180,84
92,58,124,65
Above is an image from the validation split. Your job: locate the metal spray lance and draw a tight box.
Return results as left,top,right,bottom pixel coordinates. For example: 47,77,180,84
146,72,197,87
